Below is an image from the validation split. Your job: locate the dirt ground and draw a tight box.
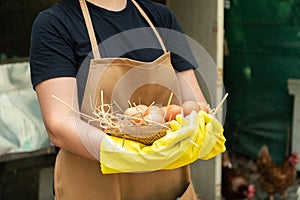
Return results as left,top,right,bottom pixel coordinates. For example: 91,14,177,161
229,154,300,200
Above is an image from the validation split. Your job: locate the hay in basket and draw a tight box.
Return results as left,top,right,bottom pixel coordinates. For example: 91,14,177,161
52,91,228,146
94,91,174,145
52,91,174,145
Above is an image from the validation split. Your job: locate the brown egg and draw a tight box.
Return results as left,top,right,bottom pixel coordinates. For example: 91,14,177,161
135,104,148,115
197,102,210,113
165,104,182,121
124,107,137,116
124,107,144,123
182,101,200,116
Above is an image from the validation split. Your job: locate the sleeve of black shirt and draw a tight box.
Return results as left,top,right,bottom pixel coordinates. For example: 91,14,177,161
29,11,77,89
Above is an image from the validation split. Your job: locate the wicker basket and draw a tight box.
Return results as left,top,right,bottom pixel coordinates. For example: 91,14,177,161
104,124,168,145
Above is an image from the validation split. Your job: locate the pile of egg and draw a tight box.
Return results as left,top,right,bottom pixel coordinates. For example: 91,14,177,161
123,100,207,124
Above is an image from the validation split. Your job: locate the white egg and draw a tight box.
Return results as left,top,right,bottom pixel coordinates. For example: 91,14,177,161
182,101,200,116
144,113,165,123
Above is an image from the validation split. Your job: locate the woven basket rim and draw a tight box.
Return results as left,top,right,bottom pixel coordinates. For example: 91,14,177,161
104,124,169,145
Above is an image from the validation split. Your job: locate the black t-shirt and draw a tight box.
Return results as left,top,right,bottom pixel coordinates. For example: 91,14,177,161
29,0,197,89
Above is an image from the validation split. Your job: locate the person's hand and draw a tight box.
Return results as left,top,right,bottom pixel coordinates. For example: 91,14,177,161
165,110,226,170
100,110,226,174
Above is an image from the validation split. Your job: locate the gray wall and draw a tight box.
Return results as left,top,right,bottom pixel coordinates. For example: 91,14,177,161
167,1,224,199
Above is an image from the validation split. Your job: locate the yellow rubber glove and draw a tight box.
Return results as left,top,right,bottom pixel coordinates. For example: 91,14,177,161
100,125,195,173
100,110,226,174
165,110,226,169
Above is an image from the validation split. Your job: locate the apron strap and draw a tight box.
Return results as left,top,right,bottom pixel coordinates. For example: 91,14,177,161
130,0,167,53
79,0,101,59
79,0,167,59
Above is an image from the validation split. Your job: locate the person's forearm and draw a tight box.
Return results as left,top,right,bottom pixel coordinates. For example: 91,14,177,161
48,115,103,161
177,69,210,112
36,77,103,161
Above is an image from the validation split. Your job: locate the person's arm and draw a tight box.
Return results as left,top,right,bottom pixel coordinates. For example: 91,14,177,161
35,77,104,161
177,69,210,113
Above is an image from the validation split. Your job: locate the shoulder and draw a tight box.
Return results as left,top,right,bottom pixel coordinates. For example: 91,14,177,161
31,0,82,45
32,0,80,34
137,0,180,29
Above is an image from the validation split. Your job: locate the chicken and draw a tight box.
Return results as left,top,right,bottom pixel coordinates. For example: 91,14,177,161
257,145,299,200
222,151,255,200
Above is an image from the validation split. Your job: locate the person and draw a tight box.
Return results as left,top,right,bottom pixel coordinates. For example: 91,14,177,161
29,0,213,199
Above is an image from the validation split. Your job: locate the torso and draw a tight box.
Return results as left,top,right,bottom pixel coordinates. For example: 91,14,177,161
30,0,195,89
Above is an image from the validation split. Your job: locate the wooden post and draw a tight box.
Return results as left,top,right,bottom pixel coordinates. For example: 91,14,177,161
287,79,300,171
167,0,224,199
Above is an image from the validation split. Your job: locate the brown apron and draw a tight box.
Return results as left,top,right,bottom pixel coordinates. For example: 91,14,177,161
54,0,198,199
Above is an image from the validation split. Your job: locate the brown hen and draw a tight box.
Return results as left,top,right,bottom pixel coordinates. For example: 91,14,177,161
257,145,299,200
222,151,255,200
